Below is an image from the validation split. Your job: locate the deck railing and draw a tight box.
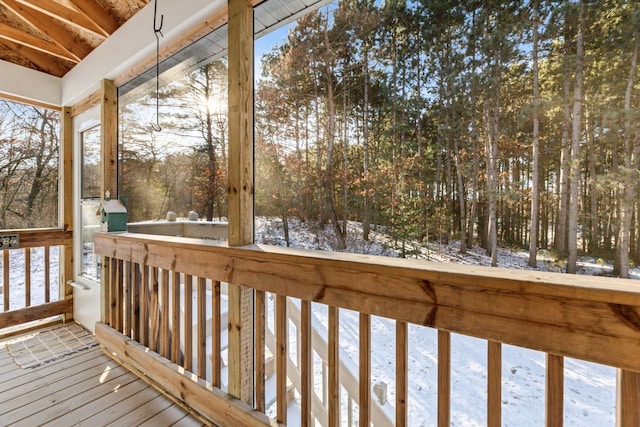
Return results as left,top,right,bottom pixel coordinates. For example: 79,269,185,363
0,229,73,333
94,232,640,427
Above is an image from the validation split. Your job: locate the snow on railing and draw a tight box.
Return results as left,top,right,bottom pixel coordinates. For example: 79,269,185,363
94,231,640,427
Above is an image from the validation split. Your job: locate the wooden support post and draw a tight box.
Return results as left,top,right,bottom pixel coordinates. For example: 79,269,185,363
60,106,73,321
256,290,266,413
227,0,254,406
617,369,640,427
328,306,340,426
100,79,118,198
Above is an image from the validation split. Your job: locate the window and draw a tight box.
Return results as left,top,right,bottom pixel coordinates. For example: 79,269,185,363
118,27,229,224
0,99,60,229
79,125,101,281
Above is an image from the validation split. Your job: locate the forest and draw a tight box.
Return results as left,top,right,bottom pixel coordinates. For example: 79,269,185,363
253,0,640,278
0,100,59,230
115,0,640,279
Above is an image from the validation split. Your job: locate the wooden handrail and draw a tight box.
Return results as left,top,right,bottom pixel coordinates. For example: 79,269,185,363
94,231,640,426
95,232,640,371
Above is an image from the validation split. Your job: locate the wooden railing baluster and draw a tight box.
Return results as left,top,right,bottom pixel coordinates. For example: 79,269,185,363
359,313,371,427
184,274,193,371
396,320,408,427
149,267,159,352
546,354,564,427
488,341,502,427
172,271,181,363
301,299,312,425
328,306,339,426
212,280,221,387
140,264,149,347
276,294,287,424
161,269,170,359
44,246,50,303
197,277,206,380
3,250,9,311
255,289,266,412
438,330,451,427
124,261,132,337
24,248,31,308
116,259,124,332
132,263,140,341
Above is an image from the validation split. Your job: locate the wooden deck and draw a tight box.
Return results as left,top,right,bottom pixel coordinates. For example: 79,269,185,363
0,327,205,427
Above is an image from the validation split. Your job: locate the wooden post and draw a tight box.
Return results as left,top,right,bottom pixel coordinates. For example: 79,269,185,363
60,106,74,321
100,79,118,198
100,80,117,325
227,0,254,406
617,369,640,427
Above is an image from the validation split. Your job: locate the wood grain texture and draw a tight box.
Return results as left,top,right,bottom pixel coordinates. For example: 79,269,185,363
24,248,30,307
95,322,281,427
301,300,312,426
396,321,408,427
359,313,371,427
212,280,221,387
100,79,117,198
255,290,266,413
275,295,287,424
17,0,107,38
197,277,206,381
0,299,73,328
438,330,450,427
0,22,78,62
1,0,90,60
487,341,502,427
94,233,640,372
328,306,339,426
66,0,119,36
2,250,7,311
183,274,193,371
617,369,640,427
546,354,563,427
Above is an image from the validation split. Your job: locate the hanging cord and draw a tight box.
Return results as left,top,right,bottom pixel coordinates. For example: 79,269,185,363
152,0,164,132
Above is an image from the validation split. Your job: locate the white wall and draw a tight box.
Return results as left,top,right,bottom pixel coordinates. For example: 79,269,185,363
0,0,225,107
0,60,61,106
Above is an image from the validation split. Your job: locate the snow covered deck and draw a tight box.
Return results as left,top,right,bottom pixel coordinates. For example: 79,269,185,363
0,324,204,426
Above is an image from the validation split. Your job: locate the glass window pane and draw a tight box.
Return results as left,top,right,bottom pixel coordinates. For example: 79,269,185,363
82,126,101,199
80,200,101,281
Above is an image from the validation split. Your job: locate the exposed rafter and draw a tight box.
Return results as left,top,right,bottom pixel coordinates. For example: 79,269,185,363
1,0,92,61
0,39,69,76
16,0,108,39
0,22,79,63
66,0,119,38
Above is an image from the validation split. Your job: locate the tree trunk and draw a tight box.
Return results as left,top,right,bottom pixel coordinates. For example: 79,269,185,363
529,5,540,267
567,0,585,274
616,38,639,278
323,15,346,250
556,13,572,255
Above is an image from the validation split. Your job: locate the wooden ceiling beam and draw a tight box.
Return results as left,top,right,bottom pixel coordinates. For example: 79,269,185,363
16,0,107,39
66,0,119,38
0,39,69,77
0,22,79,63
0,0,92,61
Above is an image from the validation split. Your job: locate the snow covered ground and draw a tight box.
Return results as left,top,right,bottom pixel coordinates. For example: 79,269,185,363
255,216,623,426
0,246,60,313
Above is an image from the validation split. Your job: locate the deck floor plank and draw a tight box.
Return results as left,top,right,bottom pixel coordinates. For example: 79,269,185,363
0,352,112,407
0,329,203,427
78,391,175,427
140,405,192,427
